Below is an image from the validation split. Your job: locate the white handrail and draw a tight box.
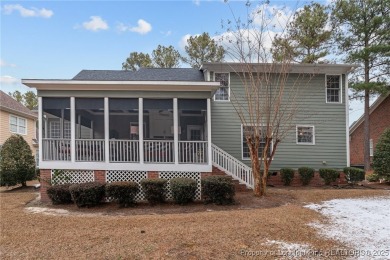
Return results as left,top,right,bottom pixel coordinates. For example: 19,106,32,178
211,143,253,189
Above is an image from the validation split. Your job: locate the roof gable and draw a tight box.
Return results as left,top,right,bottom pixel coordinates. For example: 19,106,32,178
0,90,37,119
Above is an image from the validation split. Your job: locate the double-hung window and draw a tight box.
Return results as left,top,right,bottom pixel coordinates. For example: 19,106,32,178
296,125,315,145
9,115,27,135
326,75,342,103
214,73,230,101
242,125,271,159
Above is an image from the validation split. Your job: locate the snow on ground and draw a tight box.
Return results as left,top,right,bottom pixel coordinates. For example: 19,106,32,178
305,196,390,259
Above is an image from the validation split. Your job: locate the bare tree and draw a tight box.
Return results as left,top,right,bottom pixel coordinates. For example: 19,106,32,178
220,1,313,196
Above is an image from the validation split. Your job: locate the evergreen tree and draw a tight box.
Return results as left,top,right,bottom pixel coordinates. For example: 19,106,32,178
272,2,332,63
332,0,390,171
183,32,225,69
0,135,36,186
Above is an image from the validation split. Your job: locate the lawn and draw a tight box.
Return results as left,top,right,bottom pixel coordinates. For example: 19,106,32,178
1,182,389,259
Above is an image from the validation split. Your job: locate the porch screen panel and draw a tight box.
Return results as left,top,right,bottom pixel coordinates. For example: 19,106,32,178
109,98,139,162
75,98,105,162
143,99,174,163
42,97,71,161
178,99,207,164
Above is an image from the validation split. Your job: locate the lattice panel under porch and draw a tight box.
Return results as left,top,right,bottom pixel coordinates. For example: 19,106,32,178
159,171,201,200
51,170,94,185
106,170,147,201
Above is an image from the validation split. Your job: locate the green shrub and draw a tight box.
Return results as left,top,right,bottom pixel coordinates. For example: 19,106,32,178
69,182,105,207
201,176,235,205
47,184,72,204
343,167,365,184
140,179,167,204
170,178,197,205
373,128,390,179
280,168,295,186
366,173,380,182
0,135,36,186
319,168,339,185
105,181,139,207
298,167,315,185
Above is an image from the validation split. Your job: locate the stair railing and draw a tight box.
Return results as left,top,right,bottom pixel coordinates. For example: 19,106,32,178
211,143,253,189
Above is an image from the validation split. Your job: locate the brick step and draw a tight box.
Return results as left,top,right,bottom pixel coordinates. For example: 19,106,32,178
208,167,252,192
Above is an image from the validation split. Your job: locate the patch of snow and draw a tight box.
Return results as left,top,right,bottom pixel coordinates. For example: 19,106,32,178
263,239,311,252
305,196,390,259
26,207,71,216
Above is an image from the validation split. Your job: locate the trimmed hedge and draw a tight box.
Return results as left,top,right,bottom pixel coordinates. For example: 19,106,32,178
69,182,105,207
298,167,315,186
319,168,339,185
280,168,294,186
140,179,167,204
170,178,197,205
343,167,365,184
47,184,72,204
202,176,235,205
373,128,390,179
106,181,139,207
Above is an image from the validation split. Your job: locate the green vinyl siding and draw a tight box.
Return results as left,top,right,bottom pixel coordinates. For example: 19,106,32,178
211,72,348,171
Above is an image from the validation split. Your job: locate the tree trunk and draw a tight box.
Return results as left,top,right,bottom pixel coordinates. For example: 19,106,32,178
252,158,262,196
363,89,371,171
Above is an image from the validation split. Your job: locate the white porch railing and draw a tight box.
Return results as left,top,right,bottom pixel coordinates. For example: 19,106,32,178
179,141,208,163
109,140,139,162
75,139,105,162
144,140,174,163
211,143,254,189
42,138,71,161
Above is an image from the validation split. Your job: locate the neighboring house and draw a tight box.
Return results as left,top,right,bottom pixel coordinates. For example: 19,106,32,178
349,92,390,169
22,63,355,201
0,90,39,160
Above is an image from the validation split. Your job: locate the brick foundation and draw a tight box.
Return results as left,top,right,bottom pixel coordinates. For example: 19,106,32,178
39,169,51,203
267,171,348,186
94,170,106,183
147,171,159,179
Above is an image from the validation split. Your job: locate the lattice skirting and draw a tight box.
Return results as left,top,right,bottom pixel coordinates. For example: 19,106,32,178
106,170,147,201
51,170,94,185
159,171,201,200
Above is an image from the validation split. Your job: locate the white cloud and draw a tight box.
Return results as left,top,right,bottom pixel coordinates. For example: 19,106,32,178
2,4,53,18
0,75,20,85
160,30,172,37
0,59,16,67
117,19,152,35
82,16,109,32
252,4,294,32
193,0,201,6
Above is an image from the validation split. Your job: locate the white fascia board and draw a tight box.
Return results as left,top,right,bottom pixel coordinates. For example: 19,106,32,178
22,79,221,92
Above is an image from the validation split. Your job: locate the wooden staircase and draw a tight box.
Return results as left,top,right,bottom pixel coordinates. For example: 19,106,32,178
211,166,251,192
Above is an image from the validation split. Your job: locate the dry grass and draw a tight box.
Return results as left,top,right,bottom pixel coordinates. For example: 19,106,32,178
0,183,388,259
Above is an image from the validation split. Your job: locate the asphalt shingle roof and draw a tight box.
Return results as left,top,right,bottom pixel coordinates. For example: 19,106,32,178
72,68,205,82
0,90,37,118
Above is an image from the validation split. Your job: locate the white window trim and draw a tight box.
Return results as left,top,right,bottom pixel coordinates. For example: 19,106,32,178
325,74,343,104
9,114,27,135
241,124,273,160
296,125,315,145
213,72,231,102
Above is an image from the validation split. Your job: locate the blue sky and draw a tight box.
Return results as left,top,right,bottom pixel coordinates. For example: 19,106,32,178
1,0,365,123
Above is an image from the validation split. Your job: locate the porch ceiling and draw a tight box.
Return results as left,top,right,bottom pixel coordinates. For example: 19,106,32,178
22,80,220,93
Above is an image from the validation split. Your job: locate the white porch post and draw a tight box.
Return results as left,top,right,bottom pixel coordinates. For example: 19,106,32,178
207,98,212,166
71,97,75,163
104,97,109,163
139,98,144,164
173,98,179,164
38,97,43,166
